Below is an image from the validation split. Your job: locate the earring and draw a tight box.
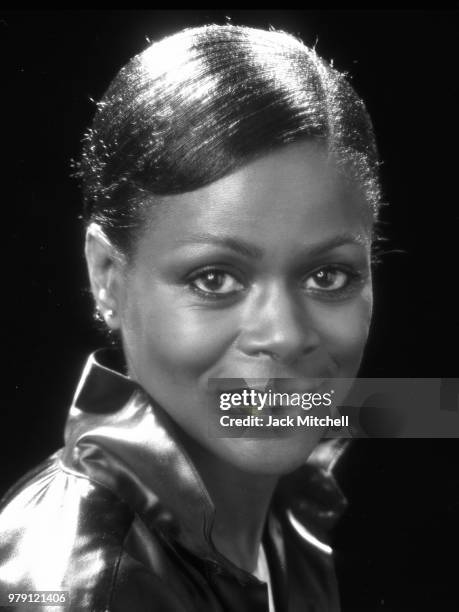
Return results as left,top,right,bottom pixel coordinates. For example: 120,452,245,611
105,309,115,319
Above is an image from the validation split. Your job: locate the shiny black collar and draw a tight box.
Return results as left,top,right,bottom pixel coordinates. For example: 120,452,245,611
62,349,347,582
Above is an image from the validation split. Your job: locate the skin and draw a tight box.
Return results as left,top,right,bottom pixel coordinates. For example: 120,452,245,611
86,140,373,571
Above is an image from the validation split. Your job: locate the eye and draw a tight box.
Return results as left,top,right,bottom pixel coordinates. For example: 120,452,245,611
304,266,363,295
189,269,245,297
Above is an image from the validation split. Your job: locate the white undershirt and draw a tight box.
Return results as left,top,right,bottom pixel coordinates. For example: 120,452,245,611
253,544,275,612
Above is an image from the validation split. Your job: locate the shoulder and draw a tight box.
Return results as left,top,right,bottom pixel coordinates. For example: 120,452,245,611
0,453,187,611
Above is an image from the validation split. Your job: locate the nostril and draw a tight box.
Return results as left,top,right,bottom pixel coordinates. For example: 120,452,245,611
237,285,321,364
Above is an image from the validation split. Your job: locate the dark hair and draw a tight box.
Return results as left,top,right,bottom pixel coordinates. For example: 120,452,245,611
78,24,381,259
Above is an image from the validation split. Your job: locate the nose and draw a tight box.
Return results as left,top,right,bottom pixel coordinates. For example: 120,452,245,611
237,282,320,365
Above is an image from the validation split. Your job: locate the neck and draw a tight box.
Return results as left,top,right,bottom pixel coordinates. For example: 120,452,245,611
175,429,278,573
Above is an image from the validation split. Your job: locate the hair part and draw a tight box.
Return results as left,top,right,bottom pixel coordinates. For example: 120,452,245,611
76,24,381,260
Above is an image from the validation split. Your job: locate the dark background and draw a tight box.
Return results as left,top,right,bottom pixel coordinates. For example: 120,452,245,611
1,10,458,611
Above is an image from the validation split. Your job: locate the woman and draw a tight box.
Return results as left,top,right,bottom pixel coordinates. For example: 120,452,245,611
0,24,380,611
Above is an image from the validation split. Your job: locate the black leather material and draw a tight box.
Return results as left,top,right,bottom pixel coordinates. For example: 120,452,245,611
0,350,347,611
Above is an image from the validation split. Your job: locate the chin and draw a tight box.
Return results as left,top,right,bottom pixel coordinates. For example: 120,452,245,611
216,436,322,476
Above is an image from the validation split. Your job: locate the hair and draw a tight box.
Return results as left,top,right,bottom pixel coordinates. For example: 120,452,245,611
77,24,381,260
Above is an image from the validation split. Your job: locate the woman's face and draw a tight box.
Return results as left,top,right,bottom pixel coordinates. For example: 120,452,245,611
110,141,373,475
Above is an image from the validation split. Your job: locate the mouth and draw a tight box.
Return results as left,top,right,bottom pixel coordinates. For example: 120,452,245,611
212,377,330,393
212,378,331,416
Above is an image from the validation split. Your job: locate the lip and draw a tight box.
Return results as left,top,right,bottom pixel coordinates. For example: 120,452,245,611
211,379,333,418
211,377,332,394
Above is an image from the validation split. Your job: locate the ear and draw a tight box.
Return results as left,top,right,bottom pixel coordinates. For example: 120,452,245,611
84,223,126,330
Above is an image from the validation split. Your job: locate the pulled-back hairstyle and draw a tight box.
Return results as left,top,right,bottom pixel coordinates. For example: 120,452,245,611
78,24,381,258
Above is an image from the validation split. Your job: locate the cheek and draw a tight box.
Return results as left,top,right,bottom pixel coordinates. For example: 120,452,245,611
310,291,373,371
123,284,241,380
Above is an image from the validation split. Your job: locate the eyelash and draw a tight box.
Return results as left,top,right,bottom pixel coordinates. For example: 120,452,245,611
302,266,366,300
186,265,366,302
186,267,245,301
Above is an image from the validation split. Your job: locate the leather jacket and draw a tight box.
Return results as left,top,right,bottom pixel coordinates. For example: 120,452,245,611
0,350,347,611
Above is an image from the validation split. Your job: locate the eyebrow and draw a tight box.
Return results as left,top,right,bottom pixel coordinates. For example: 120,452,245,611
173,232,369,259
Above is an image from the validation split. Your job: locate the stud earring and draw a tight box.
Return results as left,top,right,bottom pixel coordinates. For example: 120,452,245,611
105,309,115,319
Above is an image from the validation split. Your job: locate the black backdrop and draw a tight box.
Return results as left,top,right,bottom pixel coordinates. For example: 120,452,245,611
2,10,458,611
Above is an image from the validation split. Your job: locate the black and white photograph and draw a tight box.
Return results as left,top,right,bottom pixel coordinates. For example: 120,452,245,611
1,10,458,611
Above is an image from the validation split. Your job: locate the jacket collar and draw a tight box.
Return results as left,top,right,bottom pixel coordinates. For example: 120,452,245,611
62,349,347,581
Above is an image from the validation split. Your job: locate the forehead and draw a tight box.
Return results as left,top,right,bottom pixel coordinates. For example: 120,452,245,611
137,141,371,256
